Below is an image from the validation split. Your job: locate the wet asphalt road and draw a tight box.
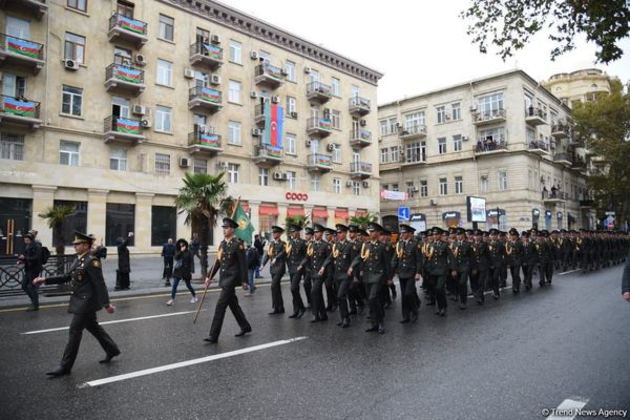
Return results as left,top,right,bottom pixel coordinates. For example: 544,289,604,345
1,265,629,420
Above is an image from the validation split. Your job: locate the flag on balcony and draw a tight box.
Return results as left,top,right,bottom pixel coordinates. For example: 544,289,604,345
117,15,145,35
114,66,143,84
200,87,221,103
234,204,254,244
2,97,36,118
115,117,141,135
203,43,222,60
6,37,40,59
199,133,220,147
263,101,283,150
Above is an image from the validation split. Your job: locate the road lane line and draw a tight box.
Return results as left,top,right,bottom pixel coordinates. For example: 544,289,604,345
558,269,581,276
546,397,589,419
79,336,308,388
20,310,204,335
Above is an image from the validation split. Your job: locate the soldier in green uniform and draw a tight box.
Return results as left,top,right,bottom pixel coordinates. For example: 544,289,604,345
506,228,524,293
521,231,538,291
33,232,120,377
262,225,287,315
302,227,314,307
204,218,251,343
347,225,365,315
325,224,357,328
286,224,307,319
488,228,506,299
450,227,474,310
425,227,452,316
380,229,396,309
470,229,489,305
298,224,331,322
324,227,338,312
391,224,422,322
536,230,554,287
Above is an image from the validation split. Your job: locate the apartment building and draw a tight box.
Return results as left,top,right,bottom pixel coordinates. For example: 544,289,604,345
0,0,382,254
378,70,594,233
543,68,615,109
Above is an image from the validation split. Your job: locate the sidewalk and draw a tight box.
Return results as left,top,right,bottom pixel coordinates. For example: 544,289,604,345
0,255,279,309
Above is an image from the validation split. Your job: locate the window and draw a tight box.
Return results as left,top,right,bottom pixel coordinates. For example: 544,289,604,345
53,200,87,246
228,80,241,103
420,180,428,197
287,171,297,190
109,148,127,171
404,111,425,130
406,182,415,196
455,176,463,194
287,96,297,116
193,158,207,174
155,153,170,175
332,145,341,163
380,148,389,164
106,203,135,246
61,85,83,116
331,110,341,129
59,141,79,166
390,146,400,162
229,40,242,64
352,181,360,196
67,0,87,12
228,121,241,145
285,61,296,82
406,142,426,163
259,168,269,186
331,78,340,96
64,32,85,64
453,134,462,152
195,27,209,44
351,85,360,98
438,137,447,154
480,175,489,193
156,59,173,87
155,106,172,132
498,170,508,191
286,133,296,155
388,118,397,134
391,183,399,192
159,14,174,41
2,74,26,98
311,175,321,192
379,120,389,136
479,127,506,146
477,92,504,116
227,163,239,183
436,106,446,124
151,206,176,247
451,102,461,120
117,0,134,17
0,133,24,161
333,178,341,194
439,178,448,195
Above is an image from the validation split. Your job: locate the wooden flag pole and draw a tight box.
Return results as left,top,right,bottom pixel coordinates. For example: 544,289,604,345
193,196,241,324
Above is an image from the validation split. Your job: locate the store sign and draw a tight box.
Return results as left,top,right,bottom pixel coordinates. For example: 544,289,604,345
285,192,309,201
380,190,408,201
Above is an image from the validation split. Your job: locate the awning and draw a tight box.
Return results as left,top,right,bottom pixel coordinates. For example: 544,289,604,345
240,201,250,213
335,208,349,219
312,207,328,218
259,204,279,216
287,206,305,217
355,209,368,217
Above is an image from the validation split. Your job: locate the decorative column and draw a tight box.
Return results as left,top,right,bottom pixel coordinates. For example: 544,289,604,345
87,189,108,243
31,185,57,247
277,203,288,229
327,206,336,225
249,200,261,236
134,192,154,252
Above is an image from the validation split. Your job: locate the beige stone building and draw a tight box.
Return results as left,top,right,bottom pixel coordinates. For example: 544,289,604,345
378,70,594,233
0,0,382,255
543,68,615,109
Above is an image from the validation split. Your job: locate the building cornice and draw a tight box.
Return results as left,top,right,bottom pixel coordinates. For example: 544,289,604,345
158,0,383,85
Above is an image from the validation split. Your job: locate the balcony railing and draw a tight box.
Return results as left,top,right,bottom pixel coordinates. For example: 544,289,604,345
350,161,372,179
349,96,371,115
188,126,222,155
108,13,148,46
306,117,333,137
542,190,568,201
528,140,550,153
253,144,283,166
0,94,42,128
349,129,372,148
525,106,548,125
189,41,223,69
306,81,332,103
475,138,507,153
553,152,572,166
188,86,222,113
0,33,45,72
3,0,47,19
551,122,569,137
254,63,285,88
473,108,506,124
103,115,145,143
307,153,333,172
399,123,427,140
104,63,145,95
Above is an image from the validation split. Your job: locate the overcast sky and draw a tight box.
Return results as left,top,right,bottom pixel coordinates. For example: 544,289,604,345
226,0,630,104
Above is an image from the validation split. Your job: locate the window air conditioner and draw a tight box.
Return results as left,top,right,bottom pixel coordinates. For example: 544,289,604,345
184,68,195,79
273,172,283,180
210,74,221,85
179,157,191,168
250,51,259,60
64,59,79,71
362,181,369,188
252,128,261,137
345,181,353,187
132,105,146,115
211,34,221,44
135,54,147,66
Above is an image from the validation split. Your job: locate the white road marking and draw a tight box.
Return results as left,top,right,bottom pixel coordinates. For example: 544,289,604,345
558,269,581,276
79,336,308,388
546,397,589,419
20,310,204,335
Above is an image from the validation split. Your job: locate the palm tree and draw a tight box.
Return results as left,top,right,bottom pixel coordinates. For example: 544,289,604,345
349,213,378,229
175,172,229,277
284,215,309,233
38,205,75,256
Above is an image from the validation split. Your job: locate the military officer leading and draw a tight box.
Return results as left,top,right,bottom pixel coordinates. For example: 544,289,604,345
450,228,474,310
286,224,307,319
262,225,287,315
298,224,331,322
391,224,422,322
33,231,120,377
325,224,357,328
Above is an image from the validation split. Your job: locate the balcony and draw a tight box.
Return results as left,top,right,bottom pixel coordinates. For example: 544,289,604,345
306,81,332,104
553,152,572,167
474,138,508,155
399,124,427,140
349,96,371,116
542,190,567,204
104,63,145,96
254,63,285,89
188,86,222,113
551,122,570,138
527,140,550,155
103,115,145,144
254,103,266,126
189,41,223,70
572,156,587,171
253,144,283,167
472,108,506,126
306,153,333,173
525,106,548,126
0,95,42,129
0,33,45,74
350,161,372,179
188,126,223,156
108,14,148,47
579,199,594,209
349,129,372,148
306,117,333,138
1,0,47,19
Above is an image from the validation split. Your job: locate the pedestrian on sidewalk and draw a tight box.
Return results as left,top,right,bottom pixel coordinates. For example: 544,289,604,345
245,242,259,296
190,232,200,276
622,258,630,302
18,232,42,311
254,234,264,278
166,239,197,305
115,232,132,290
161,238,175,287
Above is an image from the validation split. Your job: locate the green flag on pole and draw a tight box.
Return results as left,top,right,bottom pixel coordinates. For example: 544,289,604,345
234,204,254,244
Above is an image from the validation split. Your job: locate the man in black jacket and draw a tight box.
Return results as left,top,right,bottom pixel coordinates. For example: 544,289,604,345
115,232,133,290
19,232,42,311
161,238,175,287
262,225,287,315
33,232,120,377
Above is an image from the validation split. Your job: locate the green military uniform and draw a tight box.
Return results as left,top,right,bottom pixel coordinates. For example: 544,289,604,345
391,224,422,322
450,228,474,309
286,225,307,318
299,224,332,322
262,226,287,314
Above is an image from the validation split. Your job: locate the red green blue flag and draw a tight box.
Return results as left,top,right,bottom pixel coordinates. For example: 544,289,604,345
7,37,41,59
263,101,283,150
2,96,36,118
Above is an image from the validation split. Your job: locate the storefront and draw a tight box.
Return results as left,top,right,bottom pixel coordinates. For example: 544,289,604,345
312,206,328,226
544,210,552,231
556,211,563,230
409,213,426,233
486,209,506,230
442,211,461,228
532,208,541,230
334,208,349,225
259,203,279,236
0,197,32,255
286,205,305,218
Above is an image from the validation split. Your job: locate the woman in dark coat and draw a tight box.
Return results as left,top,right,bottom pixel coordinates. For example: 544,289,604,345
115,233,132,290
166,238,197,305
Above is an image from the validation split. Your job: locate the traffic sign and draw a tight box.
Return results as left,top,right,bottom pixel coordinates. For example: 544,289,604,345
398,207,410,221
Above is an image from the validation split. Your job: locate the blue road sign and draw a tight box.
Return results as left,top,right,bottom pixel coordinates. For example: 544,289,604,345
398,206,410,221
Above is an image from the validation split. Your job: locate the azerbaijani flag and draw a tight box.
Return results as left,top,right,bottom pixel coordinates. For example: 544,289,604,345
316,154,332,166
263,101,283,149
201,87,221,103
203,43,222,60
199,133,220,147
2,96,36,118
114,65,143,84
117,15,146,35
7,37,41,59
115,117,141,135
318,117,332,130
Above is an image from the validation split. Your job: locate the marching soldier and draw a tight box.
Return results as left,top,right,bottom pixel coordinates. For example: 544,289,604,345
33,231,120,377
324,227,338,312
521,231,538,291
506,228,524,293
347,225,365,315
450,227,474,310
298,224,331,322
391,224,422,322
470,229,490,305
536,230,554,286
380,229,396,309
488,228,506,299
325,224,357,328
425,227,452,316
262,225,287,315
286,224,307,319
303,227,314,308
204,218,252,343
